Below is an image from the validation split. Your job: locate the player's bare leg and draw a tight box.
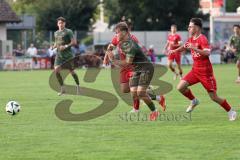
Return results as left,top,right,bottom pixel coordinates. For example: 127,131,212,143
121,83,140,113
54,66,65,96
176,63,183,79
168,60,178,80
236,60,240,83
208,92,237,121
177,80,199,113
136,86,159,121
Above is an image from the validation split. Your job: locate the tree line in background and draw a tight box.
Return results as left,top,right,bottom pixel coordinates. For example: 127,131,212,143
7,0,99,31
6,0,240,31
105,0,205,30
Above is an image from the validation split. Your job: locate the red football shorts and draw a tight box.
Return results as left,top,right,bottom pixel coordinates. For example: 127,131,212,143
120,68,133,84
168,52,181,65
182,69,217,92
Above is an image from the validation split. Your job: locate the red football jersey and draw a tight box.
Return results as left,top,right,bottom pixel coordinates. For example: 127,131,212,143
111,34,139,46
186,34,212,75
168,34,181,50
111,35,119,46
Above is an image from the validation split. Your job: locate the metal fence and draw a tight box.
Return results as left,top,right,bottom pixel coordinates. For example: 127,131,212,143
7,30,93,52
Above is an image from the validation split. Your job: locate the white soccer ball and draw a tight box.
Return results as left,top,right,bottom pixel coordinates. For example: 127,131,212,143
5,101,21,115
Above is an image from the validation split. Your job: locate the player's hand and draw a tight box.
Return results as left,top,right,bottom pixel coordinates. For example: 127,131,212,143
107,44,114,51
162,49,167,55
168,50,175,55
59,45,66,51
231,48,237,53
184,42,193,49
50,44,55,50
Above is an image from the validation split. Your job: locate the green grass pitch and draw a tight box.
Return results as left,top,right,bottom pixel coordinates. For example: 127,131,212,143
0,64,239,160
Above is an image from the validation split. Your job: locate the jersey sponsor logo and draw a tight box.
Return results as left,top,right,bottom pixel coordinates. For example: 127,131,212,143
192,51,201,58
191,43,201,58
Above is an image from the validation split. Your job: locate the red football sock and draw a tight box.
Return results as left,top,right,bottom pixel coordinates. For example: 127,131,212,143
182,89,195,100
220,99,231,112
133,99,140,110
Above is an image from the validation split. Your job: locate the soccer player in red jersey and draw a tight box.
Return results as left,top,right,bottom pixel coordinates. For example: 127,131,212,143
168,18,237,121
164,24,183,80
103,22,166,113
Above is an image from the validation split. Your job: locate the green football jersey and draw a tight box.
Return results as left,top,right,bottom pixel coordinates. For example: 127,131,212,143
54,28,74,60
120,38,151,71
229,35,240,57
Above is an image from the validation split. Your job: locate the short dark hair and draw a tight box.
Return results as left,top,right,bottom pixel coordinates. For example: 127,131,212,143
57,17,66,22
190,18,202,28
233,24,240,28
120,19,133,29
171,24,177,28
115,22,128,32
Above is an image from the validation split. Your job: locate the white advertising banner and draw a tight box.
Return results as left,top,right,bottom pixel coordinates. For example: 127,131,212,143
0,58,33,70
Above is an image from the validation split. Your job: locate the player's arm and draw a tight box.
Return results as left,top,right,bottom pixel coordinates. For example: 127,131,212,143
51,42,58,50
51,32,57,50
68,37,76,47
192,47,210,56
168,45,186,55
59,38,75,51
109,51,131,67
103,53,110,66
111,41,133,67
163,41,170,54
228,37,237,53
103,43,116,65
111,56,132,68
184,42,210,56
105,47,123,67
171,43,180,48
130,35,148,55
103,50,112,66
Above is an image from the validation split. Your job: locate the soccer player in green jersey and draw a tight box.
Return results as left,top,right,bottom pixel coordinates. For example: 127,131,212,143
52,17,80,95
229,24,240,83
107,22,159,121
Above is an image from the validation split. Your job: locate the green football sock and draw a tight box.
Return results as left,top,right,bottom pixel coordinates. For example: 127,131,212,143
72,73,80,85
147,102,156,111
148,93,156,100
